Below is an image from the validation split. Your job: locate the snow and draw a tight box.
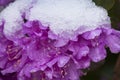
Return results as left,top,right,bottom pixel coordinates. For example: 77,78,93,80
28,0,111,35
0,0,111,36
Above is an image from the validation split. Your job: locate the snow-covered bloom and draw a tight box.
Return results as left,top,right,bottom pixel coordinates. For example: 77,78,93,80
0,0,120,80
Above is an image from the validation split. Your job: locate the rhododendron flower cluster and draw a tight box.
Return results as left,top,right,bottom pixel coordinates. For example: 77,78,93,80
0,0,120,80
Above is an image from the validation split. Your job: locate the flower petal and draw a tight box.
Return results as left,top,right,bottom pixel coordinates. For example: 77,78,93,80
57,56,70,67
88,45,106,62
106,34,120,53
77,46,89,59
82,29,102,40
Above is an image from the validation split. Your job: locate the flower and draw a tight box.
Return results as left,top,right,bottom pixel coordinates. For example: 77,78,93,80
0,0,120,80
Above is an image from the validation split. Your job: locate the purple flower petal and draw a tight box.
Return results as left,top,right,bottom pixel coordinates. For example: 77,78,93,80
82,29,102,40
57,56,70,67
88,45,106,62
77,46,89,59
54,38,68,47
106,30,120,53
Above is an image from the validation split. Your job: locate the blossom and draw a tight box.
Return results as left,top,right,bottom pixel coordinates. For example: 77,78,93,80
0,0,120,80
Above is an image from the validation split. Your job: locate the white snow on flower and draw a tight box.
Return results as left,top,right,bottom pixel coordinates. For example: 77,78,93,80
28,0,111,36
0,0,111,37
0,0,35,36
